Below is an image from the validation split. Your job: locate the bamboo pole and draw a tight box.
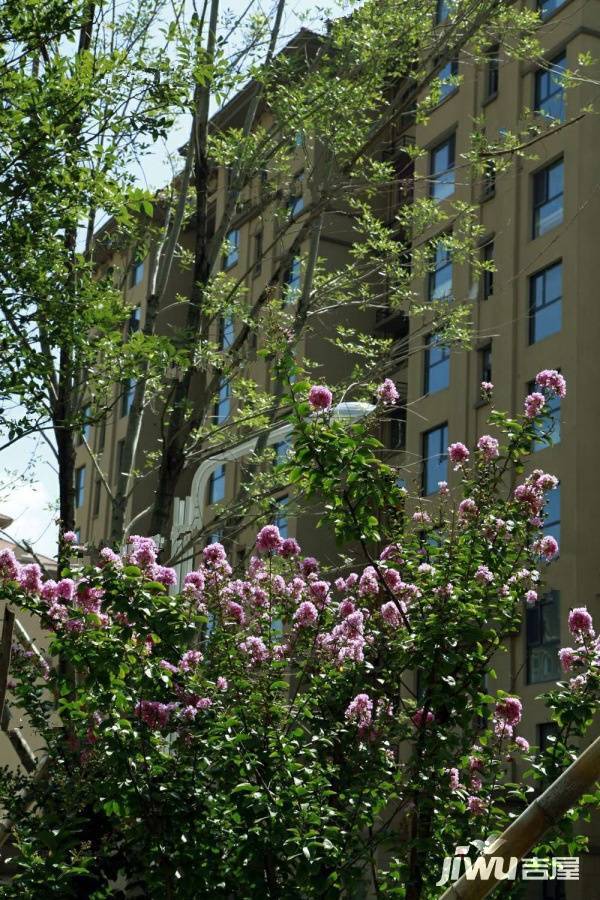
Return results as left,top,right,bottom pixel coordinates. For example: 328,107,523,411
440,734,600,899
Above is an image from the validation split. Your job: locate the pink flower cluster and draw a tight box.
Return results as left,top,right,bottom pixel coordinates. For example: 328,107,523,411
376,379,399,405
535,369,566,399
308,384,333,412
345,693,373,729
476,434,499,462
448,442,470,469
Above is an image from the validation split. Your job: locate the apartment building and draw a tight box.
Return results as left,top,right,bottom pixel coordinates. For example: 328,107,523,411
400,0,600,893
72,0,600,890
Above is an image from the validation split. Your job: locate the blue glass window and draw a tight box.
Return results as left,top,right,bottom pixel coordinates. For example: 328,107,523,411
527,591,561,684
220,316,234,350
422,423,448,495
430,135,455,200
275,496,289,538
438,59,459,101
224,229,240,269
543,484,561,544
121,378,136,417
78,404,91,445
131,258,144,287
429,240,453,301
529,262,562,343
533,159,563,238
529,380,561,450
75,466,86,508
535,52,566,121
288,173,304,218
424,334,450,394
538,0,566,20
284,257,301,302
273,439,291,463
436,0,450,23
214,379,231,425
208,465,226,504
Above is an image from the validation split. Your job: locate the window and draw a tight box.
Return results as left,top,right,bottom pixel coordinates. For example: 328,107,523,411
479,345,492,385
288,172,304,218
78,405,91,446
532,158,564,238
274,496,289,539
429,240,453,301
273,439,291,464
208,465,226,505
115,439,125,482
224,229,240,269
219,316,234,350
438,59,459,101
75,466,86,509
429,135,455,200
535,52,566,121
130,258,144,287
526,590,561,683
538,0,567,20
484,46,499,100
529,262,562,343
121,378,136,417
93,477,102,517
253,230,263,276
543,484,560,544
284,257,301,303
128,306,141,334
389,407,407,450
424,334,450,394
214,379,231,425
537,721,559,752
435,0,450,23
481,160,496,200
422,423,448,495
482,240,494,299
529,379,561,449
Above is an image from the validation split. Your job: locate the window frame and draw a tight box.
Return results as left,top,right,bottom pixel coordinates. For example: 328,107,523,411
479,343,492,385
535,51,566,121
120,378,136,417
429,134,456,201
428,238,453,301
528,378,561,449
526,590,562,684
422,422,449,496
223,229,240,270
75,465,86,509
484,45,500,100
424,334,450,395
130,258,145,288
482,239,494,299
532,157,564,239
208,464,226,505
529,260,562,344
438,58,459,102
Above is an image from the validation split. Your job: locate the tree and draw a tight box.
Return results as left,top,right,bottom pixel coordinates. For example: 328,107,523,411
0,371,597,897
0,0,189,563
2,0,589,563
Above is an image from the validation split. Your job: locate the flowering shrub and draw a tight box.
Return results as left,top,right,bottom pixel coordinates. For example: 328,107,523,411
0,372,598,897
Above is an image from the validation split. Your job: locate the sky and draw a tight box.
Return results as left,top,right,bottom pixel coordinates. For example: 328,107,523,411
0,0,344,559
